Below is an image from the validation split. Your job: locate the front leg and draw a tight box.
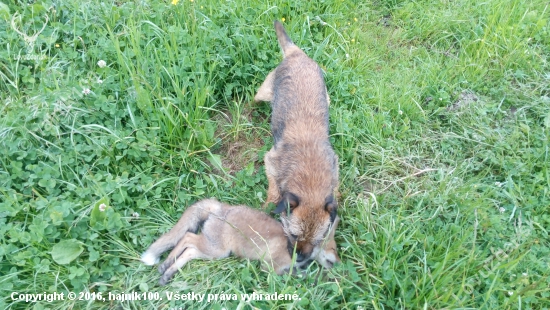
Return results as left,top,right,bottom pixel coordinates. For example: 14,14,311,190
264,148,281,207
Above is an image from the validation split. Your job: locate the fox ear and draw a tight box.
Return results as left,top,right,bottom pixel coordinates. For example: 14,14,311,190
274,192,300,214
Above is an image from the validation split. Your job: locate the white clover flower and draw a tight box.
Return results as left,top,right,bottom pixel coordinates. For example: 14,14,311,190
132,212,140,218
499,207,505,213
82,88,91,95
99,203,107,212
399,110,403,115
508,291,513,296
97,60,107,68
97,78,103,84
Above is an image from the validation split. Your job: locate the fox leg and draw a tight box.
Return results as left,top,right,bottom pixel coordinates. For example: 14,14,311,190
158,232,229,285
254,70,276,103
141,199,222,266
264,148,281,207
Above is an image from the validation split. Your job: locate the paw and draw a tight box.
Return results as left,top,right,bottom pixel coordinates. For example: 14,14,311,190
159,274,171,286
158,260,171,275
159,268,176,286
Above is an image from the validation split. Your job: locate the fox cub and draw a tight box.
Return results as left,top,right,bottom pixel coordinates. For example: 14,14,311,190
141,198,339,285
255,21,339,263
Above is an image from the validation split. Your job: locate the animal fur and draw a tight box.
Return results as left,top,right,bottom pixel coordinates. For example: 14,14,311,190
254,21,339,262
141,198,339,285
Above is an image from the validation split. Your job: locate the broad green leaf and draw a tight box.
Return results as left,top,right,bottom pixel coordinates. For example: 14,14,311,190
51,239,83,265
0,2,9,20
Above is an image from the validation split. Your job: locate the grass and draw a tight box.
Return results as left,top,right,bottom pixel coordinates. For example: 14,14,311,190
0,0,549,308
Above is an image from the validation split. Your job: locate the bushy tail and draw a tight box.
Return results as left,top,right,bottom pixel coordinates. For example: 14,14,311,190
141,199,222,265
274,20,295,56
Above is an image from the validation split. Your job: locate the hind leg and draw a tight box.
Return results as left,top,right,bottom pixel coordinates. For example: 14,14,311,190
159,247,206,285
141,200,219,266
158,232,196,275
158,232,229,285
254,70,276,103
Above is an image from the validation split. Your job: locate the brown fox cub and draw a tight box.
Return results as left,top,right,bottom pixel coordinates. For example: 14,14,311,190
254,21,339,263
141,198,340,285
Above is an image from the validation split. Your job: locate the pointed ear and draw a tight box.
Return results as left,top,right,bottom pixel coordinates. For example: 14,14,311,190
273,192,300,214
325,195,337,223
329,216,340,238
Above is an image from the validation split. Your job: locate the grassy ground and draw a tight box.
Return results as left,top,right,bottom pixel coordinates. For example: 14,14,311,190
1,0,549,309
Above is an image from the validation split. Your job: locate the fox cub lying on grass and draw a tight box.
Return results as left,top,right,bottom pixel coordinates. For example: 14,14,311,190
141,198,340,285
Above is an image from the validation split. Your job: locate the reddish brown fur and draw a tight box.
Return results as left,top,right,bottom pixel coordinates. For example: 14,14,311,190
255,21,339,261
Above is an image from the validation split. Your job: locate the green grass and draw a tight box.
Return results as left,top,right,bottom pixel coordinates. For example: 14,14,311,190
1,0,549,308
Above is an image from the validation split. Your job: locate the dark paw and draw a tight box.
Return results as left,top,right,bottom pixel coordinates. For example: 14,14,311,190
158,261,170,274
159,275,170,286
158,267,176,286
